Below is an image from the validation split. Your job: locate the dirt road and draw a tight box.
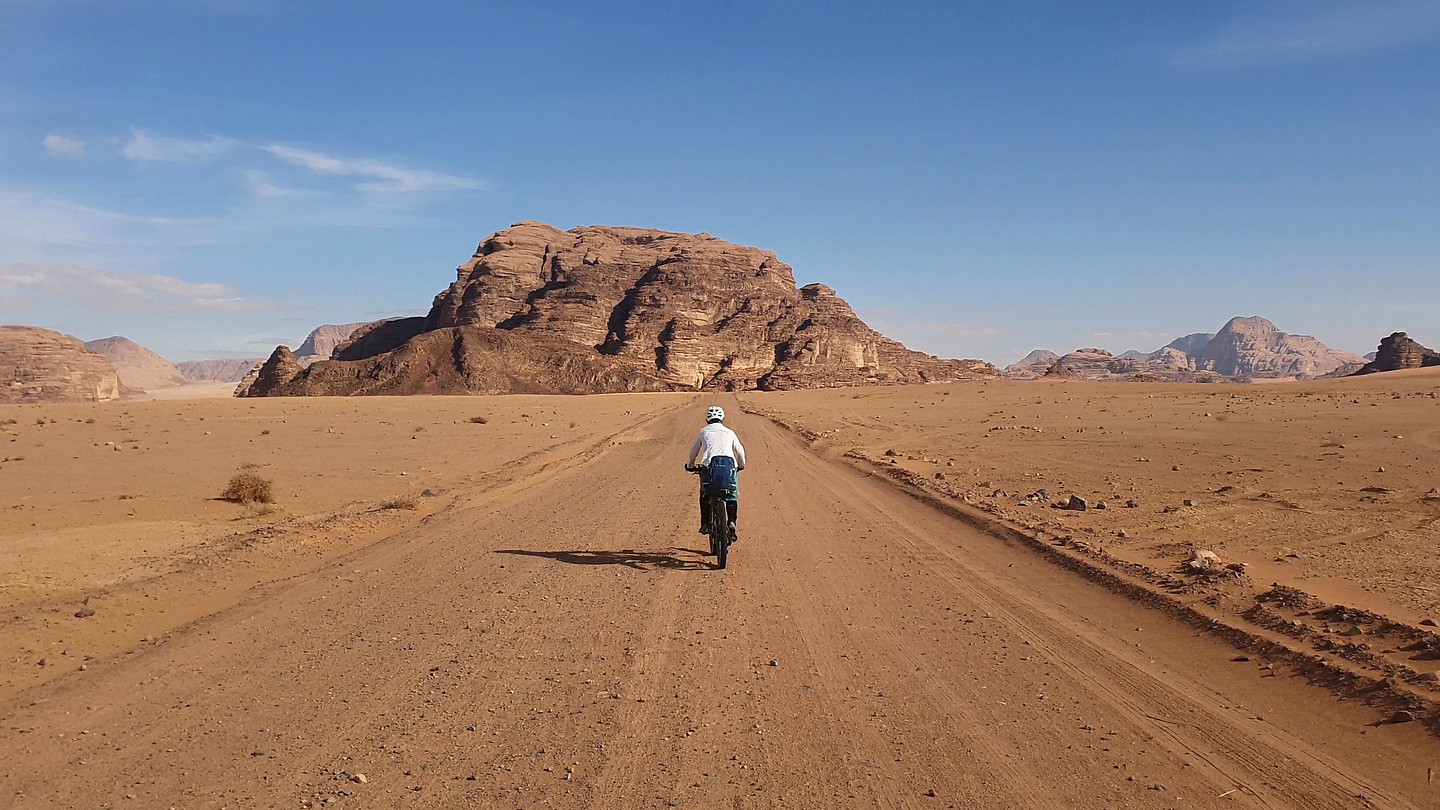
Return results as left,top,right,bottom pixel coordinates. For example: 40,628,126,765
3,402,1436,809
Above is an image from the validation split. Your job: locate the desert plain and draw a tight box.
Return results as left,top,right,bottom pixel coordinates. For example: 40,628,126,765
2,373,1439,808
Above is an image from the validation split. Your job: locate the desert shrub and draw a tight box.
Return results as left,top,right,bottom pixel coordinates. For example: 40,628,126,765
380,493,420,511
221,470,275,504
468,415,488,424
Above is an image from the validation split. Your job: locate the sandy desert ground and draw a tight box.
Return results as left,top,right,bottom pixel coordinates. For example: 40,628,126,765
2,381,1438,808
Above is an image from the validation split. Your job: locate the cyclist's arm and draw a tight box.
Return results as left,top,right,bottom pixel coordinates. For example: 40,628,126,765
733,436,746,469
687,433,703,466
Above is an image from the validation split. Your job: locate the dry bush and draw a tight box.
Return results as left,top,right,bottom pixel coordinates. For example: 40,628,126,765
380,493,420,511
468,415,488,424
221,470,275,504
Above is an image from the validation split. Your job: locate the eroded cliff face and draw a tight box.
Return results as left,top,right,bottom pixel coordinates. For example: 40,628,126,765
1,325,124,403
244,222,995,396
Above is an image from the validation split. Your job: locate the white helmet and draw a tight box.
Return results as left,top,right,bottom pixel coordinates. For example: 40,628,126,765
706,406,725,423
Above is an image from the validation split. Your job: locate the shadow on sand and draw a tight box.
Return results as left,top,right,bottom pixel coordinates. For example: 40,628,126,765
495,548,713,571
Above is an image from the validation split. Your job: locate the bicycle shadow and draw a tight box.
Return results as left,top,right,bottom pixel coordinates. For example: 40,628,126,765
495,548,713,571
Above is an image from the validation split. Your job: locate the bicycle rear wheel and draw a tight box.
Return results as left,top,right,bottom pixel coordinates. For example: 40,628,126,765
709,494,729,569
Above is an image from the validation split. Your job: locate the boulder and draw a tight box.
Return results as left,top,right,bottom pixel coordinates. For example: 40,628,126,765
1,325,124,402
245,222,998,396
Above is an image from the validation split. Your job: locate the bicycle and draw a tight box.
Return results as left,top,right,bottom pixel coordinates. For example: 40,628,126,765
687,464,737,569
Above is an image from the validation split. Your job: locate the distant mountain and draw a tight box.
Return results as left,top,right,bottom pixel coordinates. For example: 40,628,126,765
1003,349,1060,379
295,322,372,365
3,325,124,402
1163,332,1215,358
1353,332,1440,375
1115,350,1149,361
83,336,186,392
176,358,265,383
1190,316,1365,379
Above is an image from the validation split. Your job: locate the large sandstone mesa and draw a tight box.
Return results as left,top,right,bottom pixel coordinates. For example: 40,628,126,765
1354,332,1440,375
294,322,371,365
243,222,995,396
1190,316,1364,379
1,325,124,403
176,358,265,384
83,336,186,392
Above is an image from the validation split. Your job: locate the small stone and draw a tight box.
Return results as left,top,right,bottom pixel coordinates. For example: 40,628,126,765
1116,530,1128,539
75,606,96,618
1420,619,1437,627
992,489,1006,498
768,659,778,667
1377,466,1385,473
1385,710,1415,724
1094,500,1107,510
1183,499,1198,507
1172,465,1180,471
1153,784,1168,792
351,773,368,784
934,472,945,480
884,449,898,457
1125,499,1139,508
1339,624,1363,637
421,489,436,497
924,789,937,798
1065,495,1088,511
1231,655,1250,662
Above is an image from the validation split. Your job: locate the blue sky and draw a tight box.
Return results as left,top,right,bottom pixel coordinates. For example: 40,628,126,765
1,0,1437,364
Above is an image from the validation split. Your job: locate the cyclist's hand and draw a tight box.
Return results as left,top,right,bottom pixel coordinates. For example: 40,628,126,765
737,466,745,471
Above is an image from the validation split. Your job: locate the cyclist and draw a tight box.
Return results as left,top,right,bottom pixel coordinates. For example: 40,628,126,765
685,406,746,536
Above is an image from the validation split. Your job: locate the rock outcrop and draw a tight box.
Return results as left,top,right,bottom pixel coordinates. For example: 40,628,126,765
243,222,996,397
1042,347,1221,380
237,346,303,397
1191,317,1365,379
176,358,265,383
1353,332,1440,375
1,325,124,403
1042,347,1226,383
83,336,186,392
295,322,372,365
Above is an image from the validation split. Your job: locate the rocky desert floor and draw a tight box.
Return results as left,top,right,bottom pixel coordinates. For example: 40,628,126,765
2,381,1439,809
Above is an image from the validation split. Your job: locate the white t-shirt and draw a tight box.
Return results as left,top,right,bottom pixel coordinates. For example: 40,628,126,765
688,423,746,468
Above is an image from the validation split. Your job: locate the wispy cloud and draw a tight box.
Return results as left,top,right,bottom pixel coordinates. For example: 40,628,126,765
1175,0,1440,69
262,144,485,193
42,134,84,156
123,129,237,163
0,263,296,313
